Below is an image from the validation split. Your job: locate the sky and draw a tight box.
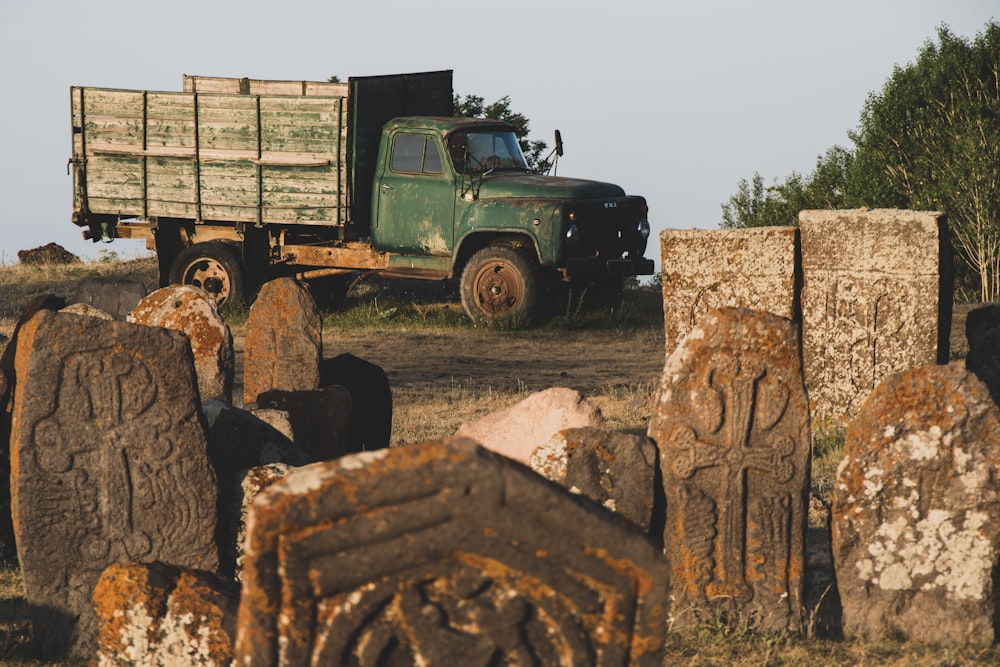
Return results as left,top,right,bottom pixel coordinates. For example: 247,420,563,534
0,0,995,266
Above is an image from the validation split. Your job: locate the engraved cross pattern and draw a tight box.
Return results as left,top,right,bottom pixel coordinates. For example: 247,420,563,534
668,355,795,601
34,350,172,561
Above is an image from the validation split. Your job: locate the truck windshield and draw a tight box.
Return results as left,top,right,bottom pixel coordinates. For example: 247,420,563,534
448,130,529,174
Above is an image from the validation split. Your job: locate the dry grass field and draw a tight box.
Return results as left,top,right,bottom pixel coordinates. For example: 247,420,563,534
0,256,993,665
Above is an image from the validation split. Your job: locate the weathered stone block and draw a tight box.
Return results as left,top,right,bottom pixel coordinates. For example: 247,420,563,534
94,561,239,666
659,226,799,355
455,387,605,464
10,311,219,658
965,304,1000,404
129,285,235,403
235,439,669,666
649,307,810,634
202,400,312,578
254,386,352,461
831,364,1000,644
69,276,147,320
320,352,393,452
530,427,658,532
243,277,322,404
800,208,952,423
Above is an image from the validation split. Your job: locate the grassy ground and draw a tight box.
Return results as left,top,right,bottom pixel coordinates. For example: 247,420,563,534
0,257,994,665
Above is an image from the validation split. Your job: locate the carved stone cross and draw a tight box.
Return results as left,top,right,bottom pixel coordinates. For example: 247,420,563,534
667,356,795,603
649,308,809,634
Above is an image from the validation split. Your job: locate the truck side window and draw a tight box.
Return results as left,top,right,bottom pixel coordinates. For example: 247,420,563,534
391,134,442,175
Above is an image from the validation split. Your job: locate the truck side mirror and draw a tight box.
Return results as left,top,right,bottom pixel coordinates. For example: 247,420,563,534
554,129,564,157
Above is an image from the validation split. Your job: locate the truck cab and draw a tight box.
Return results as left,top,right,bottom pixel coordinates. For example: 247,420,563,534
373,117,653,320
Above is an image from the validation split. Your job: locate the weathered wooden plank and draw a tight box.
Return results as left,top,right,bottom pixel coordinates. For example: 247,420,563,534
261,168,342,188
201,205,259,223
182,75,349,98
85,197,145,214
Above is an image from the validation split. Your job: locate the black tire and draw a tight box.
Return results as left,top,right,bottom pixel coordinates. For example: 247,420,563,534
460,245,538,324
168,241,246,306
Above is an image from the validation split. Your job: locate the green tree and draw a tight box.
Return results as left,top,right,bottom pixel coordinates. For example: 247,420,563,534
722,21,1000,301
454,94,550,172
850,23,1000,301
721,146,856,228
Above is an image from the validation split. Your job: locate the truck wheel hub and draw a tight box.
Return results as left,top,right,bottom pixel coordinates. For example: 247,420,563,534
475,262,523,314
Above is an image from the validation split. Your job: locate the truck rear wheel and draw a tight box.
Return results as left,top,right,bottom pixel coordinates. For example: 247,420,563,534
168,242,245,306
460,245,538,324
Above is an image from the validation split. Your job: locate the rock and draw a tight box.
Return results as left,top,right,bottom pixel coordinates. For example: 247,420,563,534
128,285,235,403
530,427,658,532
94,561,239,666
234,463,293,581
243,277,322,404
320,352,393,452
59,302,115,320
201,399,312,579
455,387,605,464
659,226,799,355
253,386,353,461
10,311,219,658
17,242,79,265
799,208,953,423
248,408,294,441
648,307,811,634
69,276,147,320
235,439,669,666
831,363,1000,644
965,304,1000,404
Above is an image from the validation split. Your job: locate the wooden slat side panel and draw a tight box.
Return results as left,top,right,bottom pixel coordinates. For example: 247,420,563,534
76,85,349,225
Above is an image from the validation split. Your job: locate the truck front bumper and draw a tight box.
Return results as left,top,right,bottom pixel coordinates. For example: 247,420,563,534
565,256,656,279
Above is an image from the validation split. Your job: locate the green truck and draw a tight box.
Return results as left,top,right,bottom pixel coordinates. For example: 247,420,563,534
70,70,653,321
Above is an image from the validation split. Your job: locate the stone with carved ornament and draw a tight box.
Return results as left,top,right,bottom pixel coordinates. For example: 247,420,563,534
799,208,952,424
648,307,810,634
9,310,219,659
235,438,669,666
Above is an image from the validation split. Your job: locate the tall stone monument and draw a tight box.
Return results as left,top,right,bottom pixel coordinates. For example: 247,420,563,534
799,208,952,423
648,307,810,633
9,311,219,658
243,277,322,405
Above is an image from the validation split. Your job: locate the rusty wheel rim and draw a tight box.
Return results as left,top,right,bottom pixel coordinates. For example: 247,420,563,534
473,259,524,315
180,257,232,304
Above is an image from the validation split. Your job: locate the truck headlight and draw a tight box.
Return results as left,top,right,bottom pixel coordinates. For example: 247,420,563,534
637,219,651,240
565,224,581,248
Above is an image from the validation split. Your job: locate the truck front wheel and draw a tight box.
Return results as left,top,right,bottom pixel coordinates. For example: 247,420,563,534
168,242,245,306
460,245,538,324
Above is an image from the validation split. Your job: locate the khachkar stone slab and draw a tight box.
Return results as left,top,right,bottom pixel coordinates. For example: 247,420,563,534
831,364,1000,644
799,208,953,423
10,311,220,659
235,439,669,666
243,277,322,405
659,226,799,355
648,307,810,634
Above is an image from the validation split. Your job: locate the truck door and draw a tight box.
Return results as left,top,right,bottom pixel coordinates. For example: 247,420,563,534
374,132,455,256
